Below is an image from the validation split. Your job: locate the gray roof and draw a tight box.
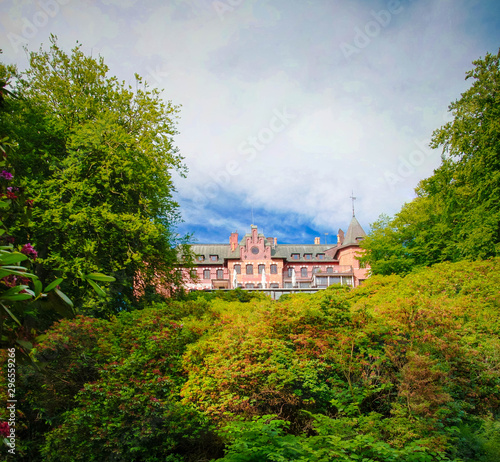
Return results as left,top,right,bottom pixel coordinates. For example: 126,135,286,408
271,244,337,262
188,243,339,264
190,244,240,264
343,216,367,245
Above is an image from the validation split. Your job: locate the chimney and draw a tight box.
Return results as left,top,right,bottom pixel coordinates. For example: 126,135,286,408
274,237,277,247
337,229,344,246
314,237,321,245
230,231,238,251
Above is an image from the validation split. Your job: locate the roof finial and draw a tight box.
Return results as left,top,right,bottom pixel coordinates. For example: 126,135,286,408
251,206,254,226
350,191,356,217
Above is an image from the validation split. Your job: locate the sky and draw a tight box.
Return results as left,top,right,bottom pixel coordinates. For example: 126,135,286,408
1,0,499,244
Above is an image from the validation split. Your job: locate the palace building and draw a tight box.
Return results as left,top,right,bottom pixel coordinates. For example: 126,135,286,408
182,215,369,291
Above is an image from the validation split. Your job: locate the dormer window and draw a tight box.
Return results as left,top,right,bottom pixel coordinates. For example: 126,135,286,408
291,253,299,260
317,253,325,260
304,254,312,260
210,255,218,262
196,255,205,262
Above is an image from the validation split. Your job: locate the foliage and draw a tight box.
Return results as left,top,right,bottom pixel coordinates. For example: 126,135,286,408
1,36,191,315
361,49,500,274
0,61,115,349
215,413,455,462
1,259,499,460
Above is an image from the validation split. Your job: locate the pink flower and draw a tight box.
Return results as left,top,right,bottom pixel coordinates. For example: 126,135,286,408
21,243,38,259
0,422,9,438
0,170,13,180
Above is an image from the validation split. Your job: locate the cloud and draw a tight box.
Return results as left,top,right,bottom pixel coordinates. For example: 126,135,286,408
1,0,498,244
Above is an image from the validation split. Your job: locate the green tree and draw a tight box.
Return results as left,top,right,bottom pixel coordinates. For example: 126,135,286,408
361,49,500,274
2,36,191,314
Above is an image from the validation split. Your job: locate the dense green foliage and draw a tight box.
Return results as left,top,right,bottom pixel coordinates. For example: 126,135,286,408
1,260,499,460
1,37,190,315
361,49,500,275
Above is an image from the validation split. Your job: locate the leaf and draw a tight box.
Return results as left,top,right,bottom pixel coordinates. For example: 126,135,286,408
0,302,22,326
55,288,74,308
0,252,28,265
1,285,29,297
87,278,106,297
0,268,38,279
84,272,116,282
44,278,64,293
1,293,33,301
16,339,33,350
34,279,43,297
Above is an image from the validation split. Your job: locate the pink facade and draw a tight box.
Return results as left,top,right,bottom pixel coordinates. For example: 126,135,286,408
182,217,370,291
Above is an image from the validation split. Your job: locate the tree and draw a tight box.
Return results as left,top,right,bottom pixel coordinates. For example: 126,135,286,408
2,36,191,314
361,49,500,274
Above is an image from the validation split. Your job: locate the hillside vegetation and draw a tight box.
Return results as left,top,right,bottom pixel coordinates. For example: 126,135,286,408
1,259,499,461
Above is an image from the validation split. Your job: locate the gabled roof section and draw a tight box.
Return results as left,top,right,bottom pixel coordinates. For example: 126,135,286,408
343,216,367,246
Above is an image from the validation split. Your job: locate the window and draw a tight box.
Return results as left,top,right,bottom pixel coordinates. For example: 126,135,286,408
343,276,353,286
317,277,328,287
210,255,218,262
270,283,279,288
257,283,262,288
196,255,205,262
304,253,312,260
258,264,265,274
287,267,293,277
216,269,223,279
299,282,310,288
234,264,241,274
329,276,341,285
246,283,254,288
291,253,299,260
203,269,210,279
301,267,308,277
246,264,253,275
313,267,320,274
251,246,259,254
284,282,292,288
270,264,277,274
317,253,325,260
326,267,334,274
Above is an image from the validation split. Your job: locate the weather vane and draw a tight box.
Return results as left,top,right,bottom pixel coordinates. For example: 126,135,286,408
350,191,356,217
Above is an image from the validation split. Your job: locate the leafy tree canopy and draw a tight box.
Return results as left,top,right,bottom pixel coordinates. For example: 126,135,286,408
1,36,191,314
361,49,500,275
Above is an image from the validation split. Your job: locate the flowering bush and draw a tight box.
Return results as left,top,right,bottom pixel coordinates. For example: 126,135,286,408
0,170,12,180
0,421,9,438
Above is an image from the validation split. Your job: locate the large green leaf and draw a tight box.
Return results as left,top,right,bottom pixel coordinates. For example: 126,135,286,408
0,302,21,326
44,278,64,293
54,288,74,308
0,252,28,265
87,278,106,297
84,272,116,282
0,292,32,302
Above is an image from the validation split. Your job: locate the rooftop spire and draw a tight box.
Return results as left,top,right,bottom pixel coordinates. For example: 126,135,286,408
350,191,356,217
